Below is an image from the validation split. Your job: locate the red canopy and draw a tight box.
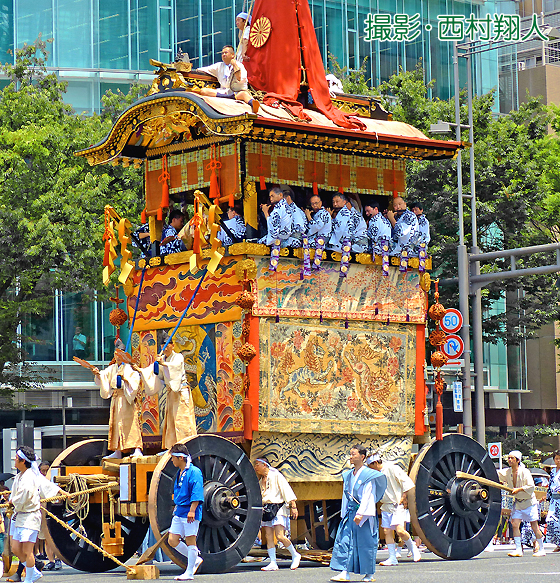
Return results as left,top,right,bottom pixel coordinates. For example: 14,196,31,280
245,0,365,130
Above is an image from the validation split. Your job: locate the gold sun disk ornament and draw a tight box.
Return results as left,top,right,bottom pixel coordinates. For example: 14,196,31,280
250,17,272,48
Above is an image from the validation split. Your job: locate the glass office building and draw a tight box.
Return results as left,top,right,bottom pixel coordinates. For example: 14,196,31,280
1,0,501,113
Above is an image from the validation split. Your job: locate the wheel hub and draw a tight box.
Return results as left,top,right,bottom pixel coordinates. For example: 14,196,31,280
449,478,489,516
202,481,240,526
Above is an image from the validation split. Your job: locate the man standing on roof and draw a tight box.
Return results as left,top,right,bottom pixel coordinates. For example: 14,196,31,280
199,45,259,114
235,12,251,62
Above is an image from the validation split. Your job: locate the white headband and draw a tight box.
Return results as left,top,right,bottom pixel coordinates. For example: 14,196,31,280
171,452,191,468
366,453,381,464
508,450,522,461
17,449,41,476
256,458,271,467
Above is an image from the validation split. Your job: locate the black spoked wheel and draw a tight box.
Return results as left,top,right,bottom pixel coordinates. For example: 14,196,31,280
149,434,262,573
409,433,502,560
46,439,149,572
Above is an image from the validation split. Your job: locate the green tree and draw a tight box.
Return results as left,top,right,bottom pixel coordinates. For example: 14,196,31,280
378,66,560,343
0,39,146,405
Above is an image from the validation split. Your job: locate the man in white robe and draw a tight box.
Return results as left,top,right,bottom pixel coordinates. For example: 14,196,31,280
93,341,143,459
135,336,197,450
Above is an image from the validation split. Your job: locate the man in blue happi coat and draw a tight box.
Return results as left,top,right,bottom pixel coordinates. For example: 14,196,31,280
167,443,204,581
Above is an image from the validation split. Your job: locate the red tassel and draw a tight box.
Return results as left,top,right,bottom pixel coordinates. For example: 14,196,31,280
103,241,110,267
141,209,147,224
159,155,170,209
229,191,234,208
313,182,318,195
161,181,169,209
210,169,220,201
259,176,266,191
436,397,443,441
193,230,201,255
157,207,163,221
243,399,253,441
338,185,344,194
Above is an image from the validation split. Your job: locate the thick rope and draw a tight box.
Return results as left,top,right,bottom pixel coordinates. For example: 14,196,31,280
0,482,119,509
43,507,135,574
65,474,90,524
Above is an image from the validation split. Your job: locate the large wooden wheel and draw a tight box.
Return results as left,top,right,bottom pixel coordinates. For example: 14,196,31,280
409,433,502,560
45,439,149,572
149,434,262,573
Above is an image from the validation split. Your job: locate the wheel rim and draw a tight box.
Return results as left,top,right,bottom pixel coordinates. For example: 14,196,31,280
409,433,502,560
149,434,262,573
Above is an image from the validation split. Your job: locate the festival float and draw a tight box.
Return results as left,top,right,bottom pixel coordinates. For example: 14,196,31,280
26,0,506,577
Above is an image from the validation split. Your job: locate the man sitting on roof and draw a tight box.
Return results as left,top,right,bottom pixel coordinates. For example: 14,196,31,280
258,185,293,247
217,203,246,248
199,45,260,114
387,197,419,257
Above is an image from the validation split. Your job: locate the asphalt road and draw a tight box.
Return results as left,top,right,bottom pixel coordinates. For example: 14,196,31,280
17,544,560,583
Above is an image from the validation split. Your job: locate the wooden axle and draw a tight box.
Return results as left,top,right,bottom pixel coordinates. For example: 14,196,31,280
455,471,514,493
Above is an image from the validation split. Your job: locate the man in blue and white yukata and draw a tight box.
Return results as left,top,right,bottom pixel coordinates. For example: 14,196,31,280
387,197,419,257
411,201,430,258
304,194,332,247
161,210,187,255
328,194,368,253
259,185,293,247
330,445,387,583
281,186,307,248
217,203,246,248
364,202,392,255
167,443,204,581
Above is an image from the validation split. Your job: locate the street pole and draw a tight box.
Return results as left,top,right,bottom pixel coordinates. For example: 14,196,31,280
466,48,486,447
62,392,67,450
454,41,473,437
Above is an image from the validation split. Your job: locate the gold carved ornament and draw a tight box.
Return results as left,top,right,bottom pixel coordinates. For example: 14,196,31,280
206,202,224,274
102,206,134,287
250,17,272,48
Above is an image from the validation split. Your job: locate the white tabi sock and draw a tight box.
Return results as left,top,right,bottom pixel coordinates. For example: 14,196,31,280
186,545,198,576
514,536,522,552
267,547,277,565
404,538,415,552
286,543,298,558
388,543,397,561
174,541,189,557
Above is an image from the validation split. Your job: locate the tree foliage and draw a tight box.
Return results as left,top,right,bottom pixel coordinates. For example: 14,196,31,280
373,66,560,344
0,39,146,404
